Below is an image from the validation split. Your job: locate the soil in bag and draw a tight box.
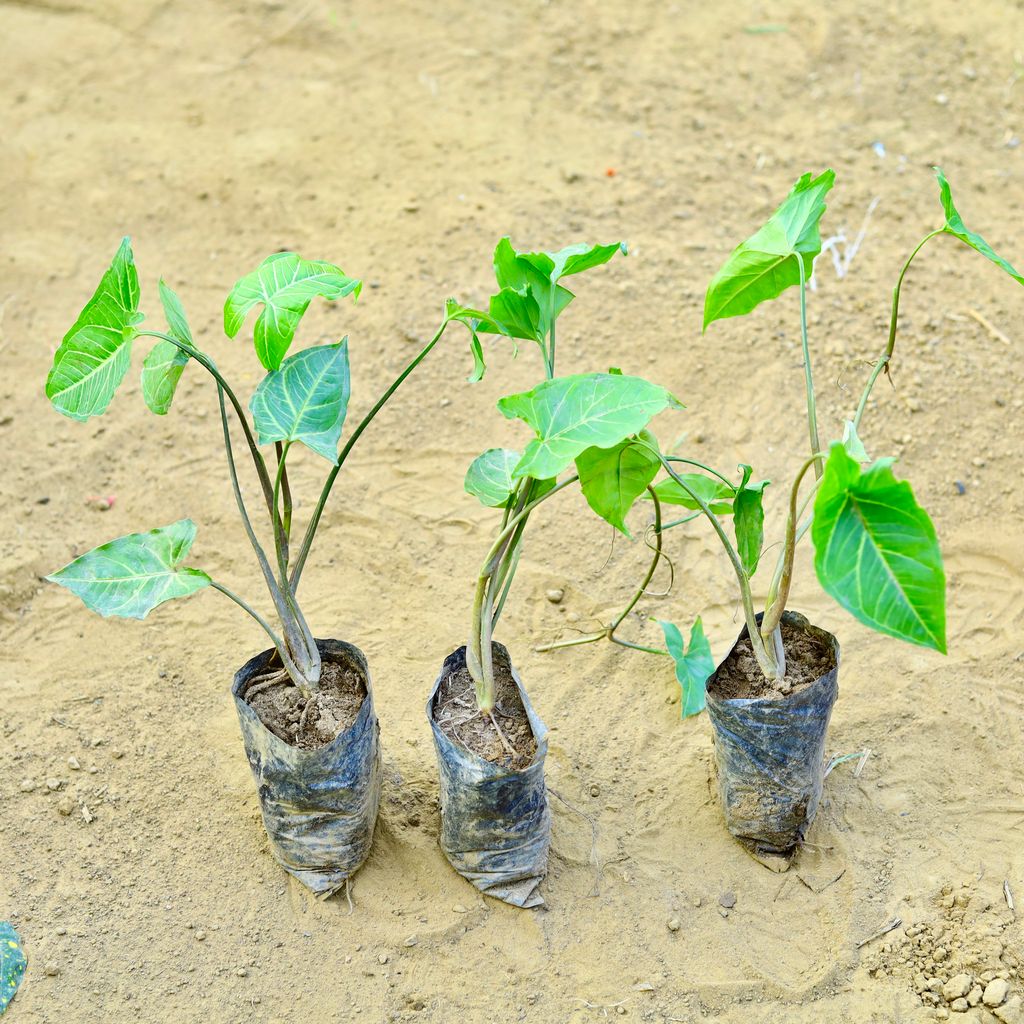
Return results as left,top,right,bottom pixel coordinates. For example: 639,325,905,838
232,638,382,897
428,644,550,908
706,612,839,864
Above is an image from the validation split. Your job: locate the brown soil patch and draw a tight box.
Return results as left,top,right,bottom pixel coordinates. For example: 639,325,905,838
246,658,366,750
434,648,538,770
710,619,836,700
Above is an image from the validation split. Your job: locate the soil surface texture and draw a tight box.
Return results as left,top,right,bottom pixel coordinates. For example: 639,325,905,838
434,651,538,770
246,658,367,750
711,619,836,700
2,2,1023,1023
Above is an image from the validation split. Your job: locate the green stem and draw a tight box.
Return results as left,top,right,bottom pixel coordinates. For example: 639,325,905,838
210,581,300,677
290,319,450,592
271,442,292,586
760,453,823,641
275,441,292,545
796,258,822,481
852,229,945,431
137,331,275,516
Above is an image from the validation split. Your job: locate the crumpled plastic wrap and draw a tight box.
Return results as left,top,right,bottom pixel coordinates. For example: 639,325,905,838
706,611,839,857
232,638,381,897
427,644,550,908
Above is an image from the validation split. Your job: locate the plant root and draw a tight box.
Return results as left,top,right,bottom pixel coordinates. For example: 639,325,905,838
487,709,519,758
244,669,291,700
297,692,319,734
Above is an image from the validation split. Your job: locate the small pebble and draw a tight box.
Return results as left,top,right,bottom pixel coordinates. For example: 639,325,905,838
942,974,972,1001
545,588,564,604
590,784,600,798
404,936,418,947
967,986,983,1007
378,953,389,965
949,997,968,1013
718,891,737,909
666,918,680,932
236,967,247,977
46,778,63,792
19,779,35,793
44,964,60,977
111,750,124,760
67,756,81,771
452,904,469,914
57,797,75,816
195,931,206,942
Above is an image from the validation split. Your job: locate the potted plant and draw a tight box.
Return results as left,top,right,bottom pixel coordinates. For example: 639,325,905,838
429,239,687,906
44,240,487,895
536,168,1021,868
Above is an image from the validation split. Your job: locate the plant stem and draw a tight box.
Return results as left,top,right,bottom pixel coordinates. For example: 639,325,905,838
796,257,822,480
271,442,292,585
136,331,275,516
290,319,450,592
275,441,292,547
209,581,302,679
639,442,778,678
852,229,944,431
760,453,823,642
215,387,319,692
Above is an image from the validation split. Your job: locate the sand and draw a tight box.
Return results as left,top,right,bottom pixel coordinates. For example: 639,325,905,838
1,1,1022,1021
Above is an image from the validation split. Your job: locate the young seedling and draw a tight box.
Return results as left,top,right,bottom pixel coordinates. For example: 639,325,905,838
45,241,488,716
452,239,688,755
633,168,1020,709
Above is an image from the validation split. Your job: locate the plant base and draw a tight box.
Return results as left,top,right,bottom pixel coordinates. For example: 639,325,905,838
706,611,839,863
427,644,550,908
232,638,381,897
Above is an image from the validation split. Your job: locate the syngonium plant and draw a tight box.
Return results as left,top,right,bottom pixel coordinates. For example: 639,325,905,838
45,241,493,698
539,167,1022,713
457,239,700,746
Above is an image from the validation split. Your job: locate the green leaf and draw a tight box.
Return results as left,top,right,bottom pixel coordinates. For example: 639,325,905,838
547,241,627,279
934,168,1024,285
444,299,509,382
140,280,193,416
482,285,547,342
575,430,660,536
812,445,946,653
498,372,682,480
0,923,26,1014
734,479,769,574
45,236,144,421
249,341,350,461
465,448,521,507
224,252,361,370
658,618,713,717
486,238,575,338
646,474,734,514
841,419,870,462
703,169,835,330
47,520,211,620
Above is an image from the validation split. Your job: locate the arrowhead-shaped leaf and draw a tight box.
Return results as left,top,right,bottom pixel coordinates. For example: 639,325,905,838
465,448,521,507
249,341,351,461
734,479,769,574
47,519,211,620
0,922,26,1014
841,419,870,462
704,169,835,330
576,430,660,536
646,473,734,514
498,372,682,480
658,618,713,717
224,252,361,370
934,168,1024,285
547,241,627,280
45,237,144,421
481,238,575,340
141,280,193,416
812,445,946,653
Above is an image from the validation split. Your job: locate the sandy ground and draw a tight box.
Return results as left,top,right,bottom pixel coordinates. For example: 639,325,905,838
2,1,1023,1021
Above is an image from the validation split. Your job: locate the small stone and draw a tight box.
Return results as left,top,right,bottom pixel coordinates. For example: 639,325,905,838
719,909,729,919
949,998,969,1013
943,974,972,1001
590,784,600,798
545,588,564,604
377,953,389,965
667,918,681,932
984,979,1010,1007
57,797,75,816
933,947,949,963
936,1010,949,1021
44,964,60,977
928,979,946,994
616,1007,626,1016
56,927,67,936
967,986,983,1007
994,996,1023,1023
111,750,124,760
67,756,81,771
236,967,247,977
195,931,206,941
935,93,949,105
403,936,418,947
452,904,469,914
718,891,737,909
19,779,35,793
46,778,63,791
